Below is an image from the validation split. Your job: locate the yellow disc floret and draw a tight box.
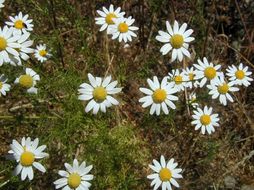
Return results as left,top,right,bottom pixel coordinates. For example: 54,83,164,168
14,20,24,29
39,50,47,57
105,13,117,25
170,34,184,49
68,173,81,189
93,86,107,102
118,23,129,33
20,151,35,166
19,75,33,88
189,73,194,81
218,83,229,94
235,70,245,80
0,37,7,51
0,82,3,89
204,67,216,80
159,168,172,181
152,89,167,103
200,115,211,126
174,75,183,85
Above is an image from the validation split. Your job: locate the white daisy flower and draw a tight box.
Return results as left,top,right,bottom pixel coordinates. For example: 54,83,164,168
155,20,194,62
139,76,178,115
194,57,222,87
182,67,199,88
226,63,253,87
188,92,198,108
0,74,10,96
6,12,34,34
191,106,220,135
168,69,188,92
0,26,20,66
34,44,51,63
78,73,122,114
53,159,93,190
0,0,5,9
8,137,48,181
108,16,139,43
95,4,125,33
15,68,40,94
207,77,239,106
9,32,34,66
147,155,183,190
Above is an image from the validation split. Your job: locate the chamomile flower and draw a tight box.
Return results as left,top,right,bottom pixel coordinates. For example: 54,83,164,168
147,155,183,190
0,0,5,9
226,63,253,87
0,74,10,96
156,20,194,62
207,77,239,106
168,69,188,92
6,12,34,34
95,4,125,33
194,57,222,87
191,106,220,135
34,44,51,63
53,159,93,190
108,16,139,43
188,92,198,108
8,137,48,181
0,26,20,66
78,73,122,114
139,76,178,115
15,68,40,94
182,67,199,88
9,32,34,66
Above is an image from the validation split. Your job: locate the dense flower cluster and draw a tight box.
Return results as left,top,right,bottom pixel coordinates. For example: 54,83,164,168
2,2,253,190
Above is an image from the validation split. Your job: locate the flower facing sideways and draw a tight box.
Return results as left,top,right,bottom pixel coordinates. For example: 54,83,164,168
0,74,10,96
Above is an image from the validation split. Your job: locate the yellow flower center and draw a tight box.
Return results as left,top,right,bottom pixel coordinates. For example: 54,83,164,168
39,50,47,57
235,70,245,80
14,20,24,29
200,114,211,126
0,82,2,89
189,73,194,81
152,89,167,103
159,168,172,181
105,13,117,25
118,23,129,33
170,34,184,49
93,86,107,102
174,75,183,85
20,151,35,166
0,37,7,51
19,75,33,88
204,67,216,80
218,83,229,94
68,173,81,189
